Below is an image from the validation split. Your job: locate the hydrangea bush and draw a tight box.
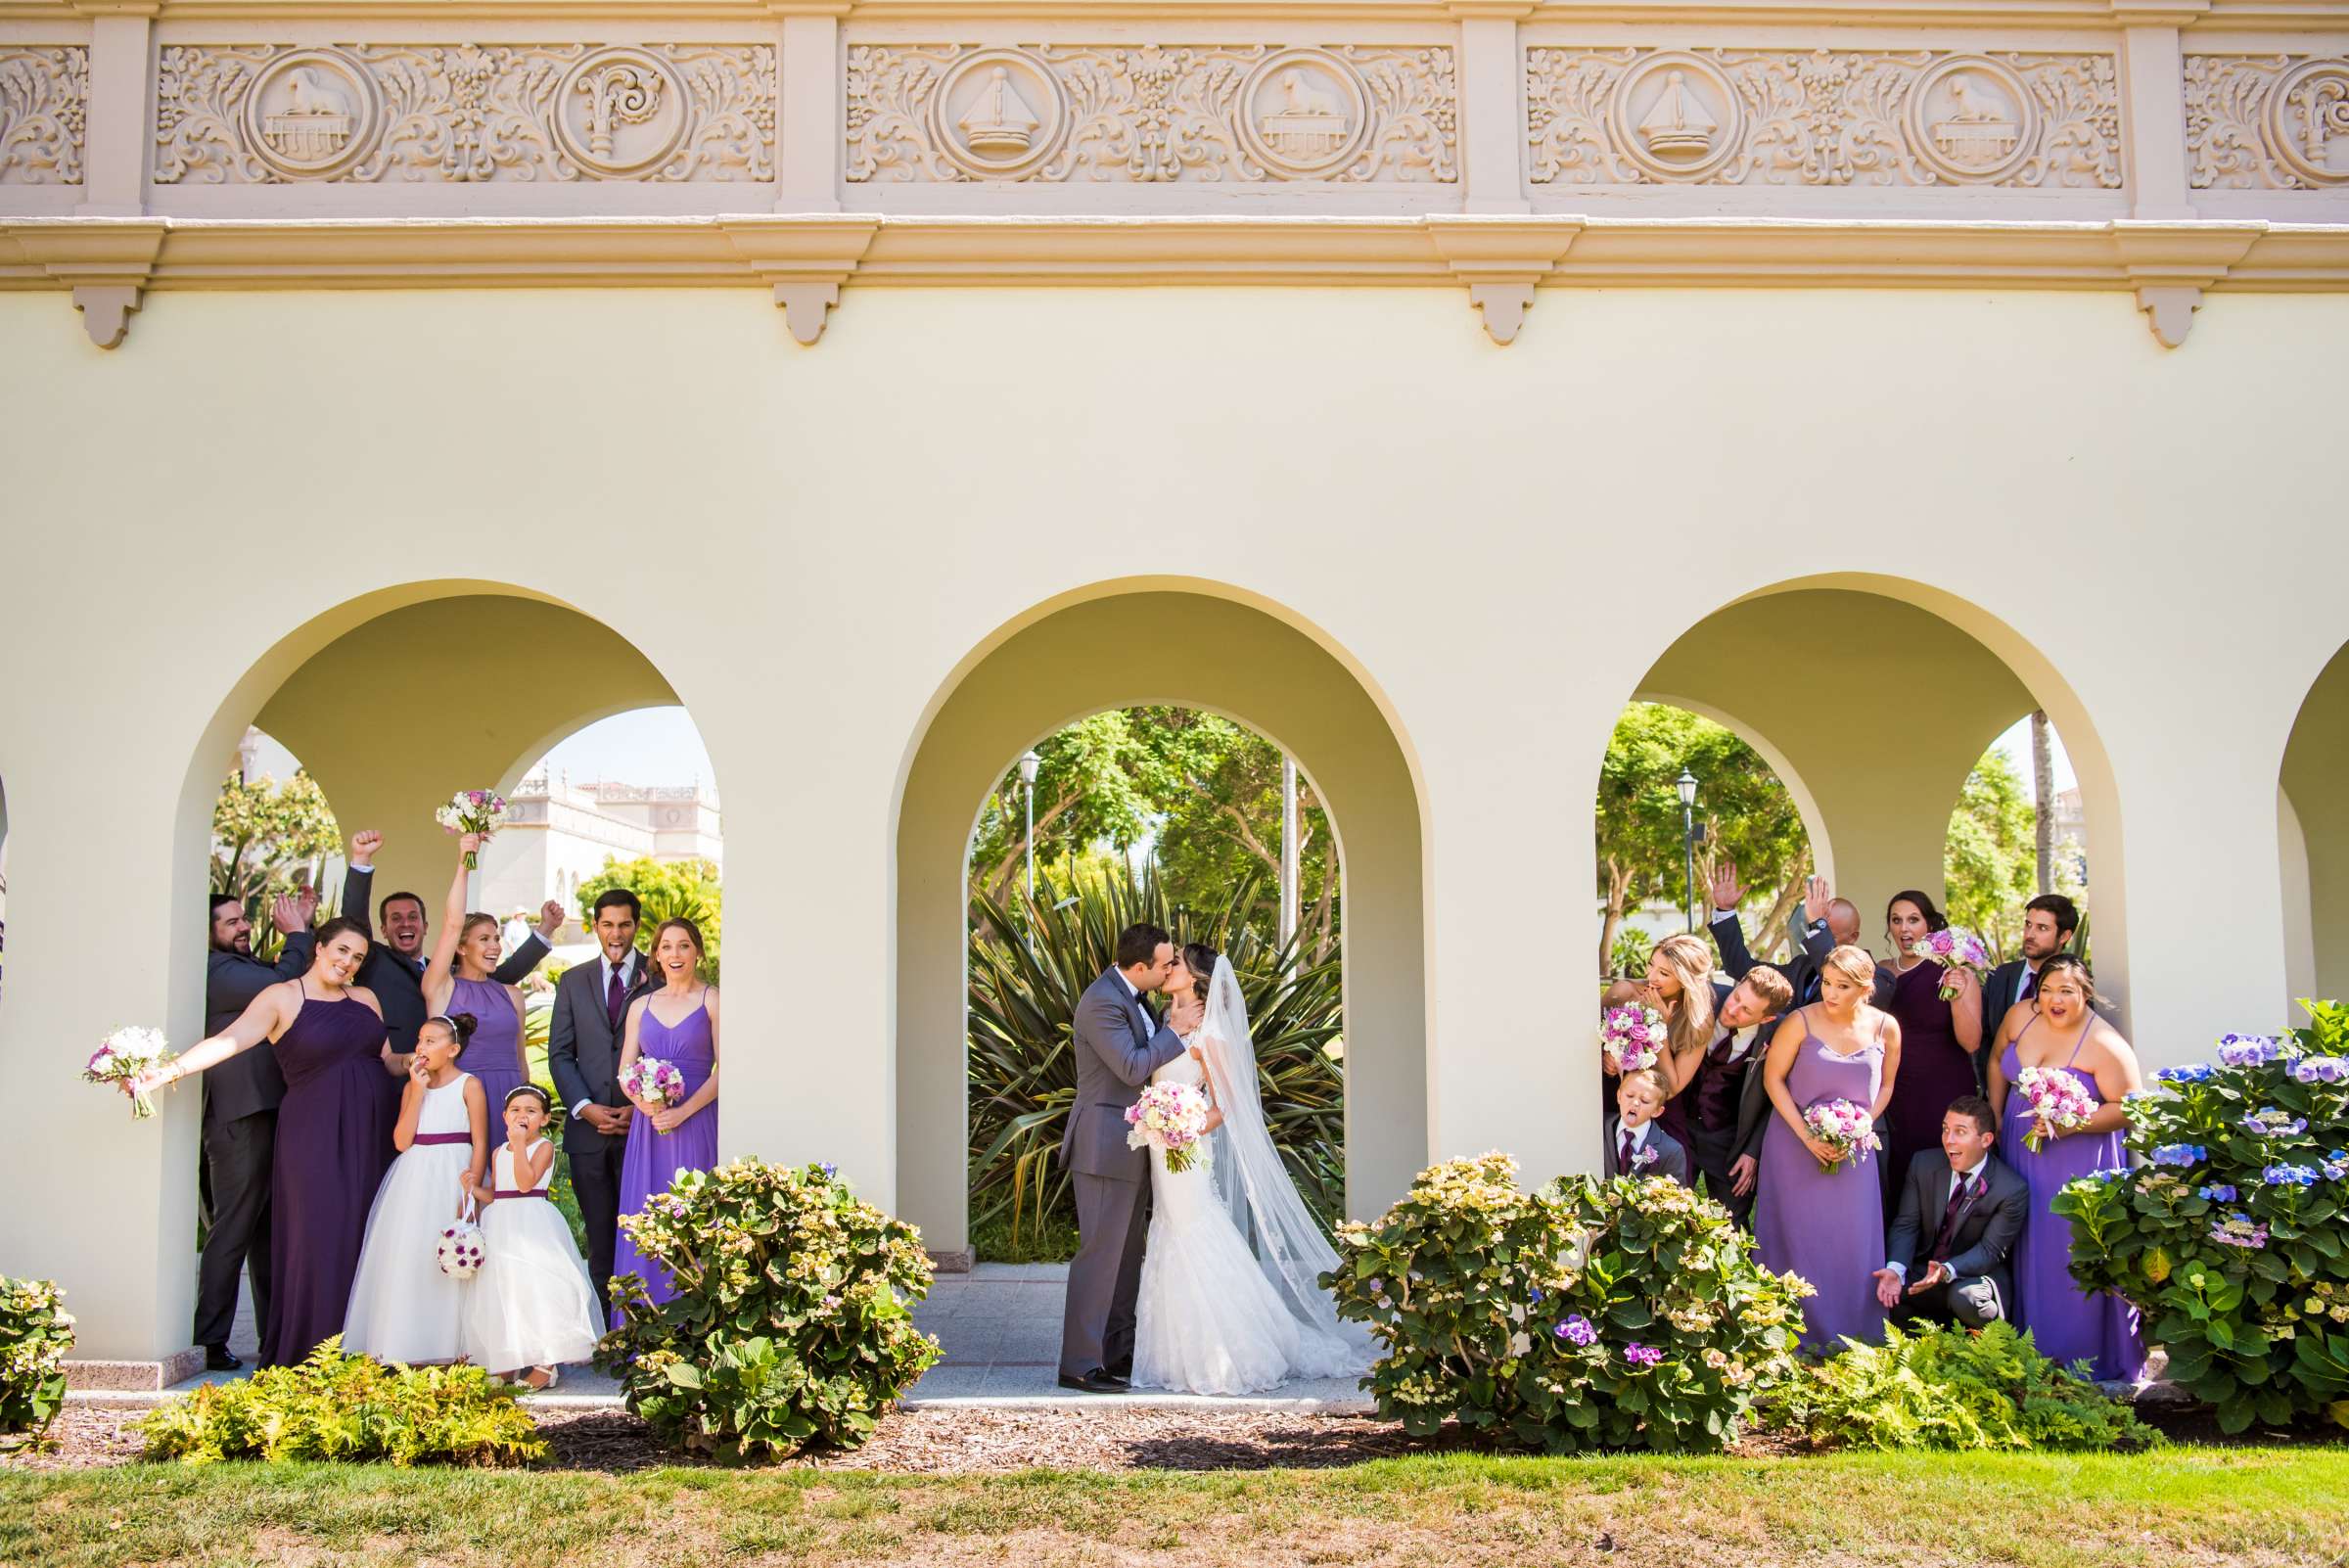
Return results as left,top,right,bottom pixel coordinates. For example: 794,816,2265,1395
2053,1000,2349,1433
1324,1153,1810,1453
0,1276,73,1447
599,1158,940,1459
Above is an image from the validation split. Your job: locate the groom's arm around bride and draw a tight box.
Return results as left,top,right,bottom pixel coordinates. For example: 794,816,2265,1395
1057,924,1188,1392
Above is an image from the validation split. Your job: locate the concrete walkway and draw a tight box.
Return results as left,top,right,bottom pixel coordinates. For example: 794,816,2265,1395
79,1263,1369,1412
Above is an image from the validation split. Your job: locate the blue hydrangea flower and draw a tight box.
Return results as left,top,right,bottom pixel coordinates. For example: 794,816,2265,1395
2217,1035,2281,1068
2264,1163,2320,1188
1527,1287,1543,1306
2151,1143,2208,1168
2323,1152,2349,1182
819,1162,839,1178
2197,1183,2238,1202
2156,1063,2217,1085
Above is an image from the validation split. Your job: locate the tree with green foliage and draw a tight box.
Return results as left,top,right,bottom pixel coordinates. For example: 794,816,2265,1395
210,769,342,958
1944,749,2040,959
576,855,721,982
1594,704,1811,978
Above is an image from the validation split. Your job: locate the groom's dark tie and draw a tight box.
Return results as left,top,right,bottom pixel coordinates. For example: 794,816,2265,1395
606,964,626,1033
1930,1173,1980,1264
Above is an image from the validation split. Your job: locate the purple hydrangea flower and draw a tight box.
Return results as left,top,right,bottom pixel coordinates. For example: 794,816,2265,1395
819,1162,839,1178
2151,1143,2207,1168
1623,1342,1664,1367
2323,1151,2349,1182
2217,1035,2281,1068
1556,1314,1597,1347
2197,1183,2238,1202
2244,1109,2310,1137
2210,1212,2270,1249
2291,1057,2347,1085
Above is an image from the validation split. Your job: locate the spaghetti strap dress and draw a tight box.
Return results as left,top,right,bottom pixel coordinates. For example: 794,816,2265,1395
1752,1006,1889,1354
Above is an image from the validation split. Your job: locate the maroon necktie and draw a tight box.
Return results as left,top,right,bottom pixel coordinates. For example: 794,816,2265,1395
1930,1173,1979,1263
606,963,626,1032
1618,1129,1635,1173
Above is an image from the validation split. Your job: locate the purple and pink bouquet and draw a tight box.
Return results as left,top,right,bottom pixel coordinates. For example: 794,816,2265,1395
1125,1081,1211,1175
437,1216,484,1278
434,789,509,869
83,1026,175,1120
2014,1064,2099,1152
1908,928,1992,1001
623,1055,686,1109
1598,1005,1668,1074
1800,1098,1880,1175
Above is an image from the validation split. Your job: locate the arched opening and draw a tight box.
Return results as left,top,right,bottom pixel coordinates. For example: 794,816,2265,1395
2280,641,2349,1004
896,588,1426,1260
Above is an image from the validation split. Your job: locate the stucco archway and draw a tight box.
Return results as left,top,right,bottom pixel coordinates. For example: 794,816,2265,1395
2280,642,2349,1006
894,588,1428,1256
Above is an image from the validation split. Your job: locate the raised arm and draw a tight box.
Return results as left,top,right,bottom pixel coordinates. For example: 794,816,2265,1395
1706,863,1757,981
490,899,564,987
339,831,382,941
420,835,478,1014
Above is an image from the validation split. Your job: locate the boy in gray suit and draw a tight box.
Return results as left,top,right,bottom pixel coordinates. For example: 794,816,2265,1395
1056,922,1186,1392
1603,1066,1691,1184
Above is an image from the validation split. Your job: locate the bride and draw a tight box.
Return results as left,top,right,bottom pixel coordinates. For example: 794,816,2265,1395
1128,943,1373,1395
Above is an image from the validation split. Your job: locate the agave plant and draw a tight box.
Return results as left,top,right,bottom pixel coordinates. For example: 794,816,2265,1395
967,865,1346,1255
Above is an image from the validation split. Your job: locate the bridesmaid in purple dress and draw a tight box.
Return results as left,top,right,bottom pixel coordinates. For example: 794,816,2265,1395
423,835,531,1116
611,917,721,1322
132,920,397,1365
1753,945,1904,1354
1881,891,1985,1198
1987,956,2146,1380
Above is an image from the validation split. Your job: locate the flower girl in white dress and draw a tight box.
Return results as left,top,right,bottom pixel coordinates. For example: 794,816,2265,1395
463,1084,605,1388
344,1013,489,1364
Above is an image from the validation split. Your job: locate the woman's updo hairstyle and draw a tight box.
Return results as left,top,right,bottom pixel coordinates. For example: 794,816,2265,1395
311,915,369,956
423,1012,478,1052
1886,889,1951,933
457,911,500,949
1821,945,1878,994
2037,953,2096,1007
1182,942,1219,1004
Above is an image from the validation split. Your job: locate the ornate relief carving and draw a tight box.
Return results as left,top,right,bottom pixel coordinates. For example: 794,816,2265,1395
1526,48,2119,189
845,43,1455,184
2186,55,2349,189
154,43,774,184
0,47,88,185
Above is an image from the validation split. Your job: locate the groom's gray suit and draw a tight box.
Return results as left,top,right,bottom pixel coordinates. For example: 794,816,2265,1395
1057,967,1187,1381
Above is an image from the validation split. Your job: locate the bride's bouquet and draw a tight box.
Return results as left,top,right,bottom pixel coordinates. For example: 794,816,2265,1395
1597,1004,1667,1074
84,1027,175,1120
1908,927,1992,1001
1801,1099,1880,1174
434,789,508,869
1126,1082,1211,1175
2013,1065,2098,1152
623,1055,685,1108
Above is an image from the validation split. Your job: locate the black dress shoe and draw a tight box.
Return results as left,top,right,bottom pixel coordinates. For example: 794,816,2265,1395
1101,1367,1131,1388
205,1346,243,1372
1057,1369,1125,1394
1105,1359,1132,1382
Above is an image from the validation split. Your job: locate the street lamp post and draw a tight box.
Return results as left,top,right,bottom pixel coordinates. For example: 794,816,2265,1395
1677,769,1699,934
1018,750,1041,906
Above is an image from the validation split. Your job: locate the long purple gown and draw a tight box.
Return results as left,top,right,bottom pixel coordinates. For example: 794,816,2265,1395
1885,960,1980,1196
2001,1028,2145,1380
610,992,717,1324
1753,1007,1888,1354
260,986,392,1367
448,974,528,1121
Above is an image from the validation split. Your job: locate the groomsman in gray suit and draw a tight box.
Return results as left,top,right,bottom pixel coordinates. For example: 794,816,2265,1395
1056,923,1186,1393
1874,1096,2029,1329
547,887,653,1322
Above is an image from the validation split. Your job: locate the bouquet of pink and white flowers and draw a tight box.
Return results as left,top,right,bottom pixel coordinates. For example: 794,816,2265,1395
83,1027,175,1120
2013,1064,2099,1152
434,789,508,868
623,1055,685,1108
1125,1081,1211,1175
1801,1098,1880,1174
1909,927,1992,1001
1598,1004,1668,1074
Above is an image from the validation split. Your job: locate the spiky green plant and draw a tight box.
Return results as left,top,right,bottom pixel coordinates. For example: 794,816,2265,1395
966,865,1346,1254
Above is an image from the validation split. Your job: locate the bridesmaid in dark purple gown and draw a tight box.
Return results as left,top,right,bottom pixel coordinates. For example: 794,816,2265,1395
133,920,395,1365
1881,891,1985,1196
1987,956,2146,1381
1753,946,1903,1354
610,917,721,1323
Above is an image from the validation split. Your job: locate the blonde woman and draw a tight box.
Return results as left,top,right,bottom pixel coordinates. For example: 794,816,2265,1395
1622,934,1719,1148
1752,945,1903,1352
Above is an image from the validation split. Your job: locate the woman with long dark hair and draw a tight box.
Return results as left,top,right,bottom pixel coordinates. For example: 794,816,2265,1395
608,917,720,1320
1880,889,1984,1188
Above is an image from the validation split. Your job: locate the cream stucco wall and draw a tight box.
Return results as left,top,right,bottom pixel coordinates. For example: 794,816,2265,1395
2,282,2343,1360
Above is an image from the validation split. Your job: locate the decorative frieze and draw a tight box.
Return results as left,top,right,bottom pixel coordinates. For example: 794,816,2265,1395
0,47,88,185
1526,47,2121,189
2186,54,2349,190
153,43,776,184
845,43,1455,184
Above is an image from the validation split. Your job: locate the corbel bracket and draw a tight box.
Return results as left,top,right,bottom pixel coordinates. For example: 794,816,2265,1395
719,215,882,346
8,220,167,348
1425,217,1583,346
2108,220,2264,348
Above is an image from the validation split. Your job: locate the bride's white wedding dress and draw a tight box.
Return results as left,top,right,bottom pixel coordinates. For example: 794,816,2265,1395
1128,958,1372,1396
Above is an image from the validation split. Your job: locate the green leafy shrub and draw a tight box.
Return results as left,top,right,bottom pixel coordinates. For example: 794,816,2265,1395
1325,1154,1810,1453
2053,999,2349,1434
600,1158,940,1459
0,1276,73,1447
1763,1321,2151,1451
135,1339,543,1465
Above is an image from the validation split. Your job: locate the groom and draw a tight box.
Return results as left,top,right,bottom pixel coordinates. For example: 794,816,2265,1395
1056,922,1188,1393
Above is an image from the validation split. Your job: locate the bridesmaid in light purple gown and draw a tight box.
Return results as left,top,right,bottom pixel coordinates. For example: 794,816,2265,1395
611,917,721,1323
423,835,532,1117
1754,945,1904,1354
1988,956,2146,1381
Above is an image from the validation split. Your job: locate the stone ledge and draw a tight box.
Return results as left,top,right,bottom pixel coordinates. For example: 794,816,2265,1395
926,1247,977,1273
64,1346,204,1392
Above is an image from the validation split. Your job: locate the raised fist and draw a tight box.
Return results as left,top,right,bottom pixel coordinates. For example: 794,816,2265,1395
349,829,383,867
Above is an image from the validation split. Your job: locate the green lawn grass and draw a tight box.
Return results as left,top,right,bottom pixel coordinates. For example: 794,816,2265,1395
7,1449,2345,1567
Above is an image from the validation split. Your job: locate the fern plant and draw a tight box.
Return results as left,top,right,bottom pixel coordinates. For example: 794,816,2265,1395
1762,1321,2150,1452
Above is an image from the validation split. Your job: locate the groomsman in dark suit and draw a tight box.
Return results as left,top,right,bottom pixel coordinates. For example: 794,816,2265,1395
1981,894,2079,1032
547,887,652,1321
325,830,564,1064
197,888,314,1369
1710,867,1889,1009
1873,1096,2028,1329
1676,965,1795,1225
